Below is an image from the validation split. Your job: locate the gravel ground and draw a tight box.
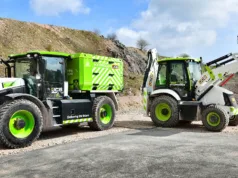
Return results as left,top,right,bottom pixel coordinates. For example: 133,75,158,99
0,107,237,157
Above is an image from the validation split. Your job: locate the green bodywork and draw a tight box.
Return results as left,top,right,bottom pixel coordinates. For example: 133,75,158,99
156,57,201,91
8,51,124,92
2,79,23,89
68,53,124,91
9,51,70,58
3,81,16,88
158,57,201,63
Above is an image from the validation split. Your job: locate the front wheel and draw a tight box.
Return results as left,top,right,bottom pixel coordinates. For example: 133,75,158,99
89,96,116,131
202,106,229,132
0,99,43,149
229,116,238,126
150,95,179,127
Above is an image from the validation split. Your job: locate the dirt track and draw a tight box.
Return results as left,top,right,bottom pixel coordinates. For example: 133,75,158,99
0,99,237,157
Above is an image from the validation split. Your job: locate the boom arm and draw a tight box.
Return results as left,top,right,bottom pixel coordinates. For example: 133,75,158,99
195,53,238,100
142,48,158,93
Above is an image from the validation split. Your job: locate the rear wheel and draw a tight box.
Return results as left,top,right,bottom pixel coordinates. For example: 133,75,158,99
0,99,43,148
202,106,229,132
89,96,116,131
150,95,179,127
229,116,238,126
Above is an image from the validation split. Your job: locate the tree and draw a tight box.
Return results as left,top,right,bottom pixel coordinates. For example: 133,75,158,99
137,38,149,51
107,33,117,41
179,53,190,58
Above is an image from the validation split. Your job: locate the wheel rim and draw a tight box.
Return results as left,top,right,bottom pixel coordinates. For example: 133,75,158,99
9,110,35,139
100,104,112,124
155,103,172,121
206,112,221,127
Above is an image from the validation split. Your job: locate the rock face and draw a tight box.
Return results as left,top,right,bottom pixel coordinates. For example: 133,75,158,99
1,18,237,98
0,18,147,80
105,40,147,76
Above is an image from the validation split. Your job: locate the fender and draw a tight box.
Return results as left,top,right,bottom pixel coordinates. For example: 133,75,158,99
150,89,181,101
4,93,51,131
105,93,119,111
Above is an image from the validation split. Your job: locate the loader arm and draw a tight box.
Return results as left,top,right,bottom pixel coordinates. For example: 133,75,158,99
142,48,159,93
195,53,238,100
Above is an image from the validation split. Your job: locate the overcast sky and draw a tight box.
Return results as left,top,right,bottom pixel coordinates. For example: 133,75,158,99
1,0,238,61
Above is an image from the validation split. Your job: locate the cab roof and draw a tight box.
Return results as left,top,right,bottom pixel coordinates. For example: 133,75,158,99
9,51,70,58
158,57,201,63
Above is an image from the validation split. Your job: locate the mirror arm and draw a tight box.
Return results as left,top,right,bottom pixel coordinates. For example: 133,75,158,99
0,58,11,77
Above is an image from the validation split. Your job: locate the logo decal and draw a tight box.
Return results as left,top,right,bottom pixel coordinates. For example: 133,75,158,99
112,64,119,69
198,75,207,84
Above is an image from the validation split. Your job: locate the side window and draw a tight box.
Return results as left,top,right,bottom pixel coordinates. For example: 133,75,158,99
170,62,187,84
156,63,167,86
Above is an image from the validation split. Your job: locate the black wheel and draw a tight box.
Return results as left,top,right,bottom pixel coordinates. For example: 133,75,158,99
0,99,43,149
150,95,179,127
229,115,238,126
202,106,229,132
89,96,116,131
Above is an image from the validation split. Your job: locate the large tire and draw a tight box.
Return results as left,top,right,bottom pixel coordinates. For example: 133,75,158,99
89,96,116,131
229,115,238,126
150,95,179,127
202,106,229,132
0,99,43,149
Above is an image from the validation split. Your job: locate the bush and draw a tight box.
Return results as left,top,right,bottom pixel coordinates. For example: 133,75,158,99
107,33,117,41
137,38,149,51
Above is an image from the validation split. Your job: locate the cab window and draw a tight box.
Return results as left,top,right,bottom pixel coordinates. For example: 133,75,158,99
156,63,167,87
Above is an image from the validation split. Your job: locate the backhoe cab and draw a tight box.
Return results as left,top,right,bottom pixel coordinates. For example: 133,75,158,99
143,49,238,132
0,51,123,149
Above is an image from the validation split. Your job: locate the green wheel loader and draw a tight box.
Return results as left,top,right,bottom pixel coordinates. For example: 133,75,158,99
0,51,123,148
143,49,238,132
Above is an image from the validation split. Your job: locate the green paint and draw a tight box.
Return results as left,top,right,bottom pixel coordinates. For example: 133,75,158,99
63,118,93,125
230,107,238,115
187,67,192,91
68,53,123,91
205,65,215,81
9,51,70,58
2,79,19,88
155,103,172,121
218,73,223,80
100,104,112,124
158,57,201,63
206,112,220,127
9,110,35,139
3,81,15,88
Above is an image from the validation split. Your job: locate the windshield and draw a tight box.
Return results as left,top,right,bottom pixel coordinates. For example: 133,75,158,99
15,58,37,78
188,61,202,81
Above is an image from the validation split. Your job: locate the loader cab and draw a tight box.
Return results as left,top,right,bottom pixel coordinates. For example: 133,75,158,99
155,57,202,100
8,51,70,100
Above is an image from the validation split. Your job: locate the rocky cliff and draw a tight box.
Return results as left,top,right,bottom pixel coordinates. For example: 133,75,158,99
0,18,147,94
